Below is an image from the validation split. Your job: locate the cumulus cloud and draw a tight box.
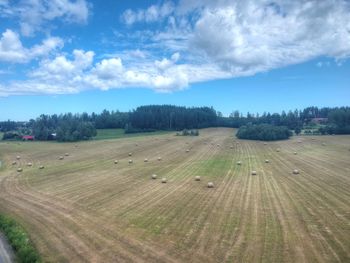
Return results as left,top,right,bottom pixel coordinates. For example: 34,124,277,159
1,0,350,96
0,29,63,63
190,0,350,73
121,1,174,25
1,0,90,36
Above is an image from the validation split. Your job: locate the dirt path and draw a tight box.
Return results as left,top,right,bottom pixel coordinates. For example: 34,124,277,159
0,233,14,263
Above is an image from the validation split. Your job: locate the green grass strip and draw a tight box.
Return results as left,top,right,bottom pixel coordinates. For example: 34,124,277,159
0,214,41,263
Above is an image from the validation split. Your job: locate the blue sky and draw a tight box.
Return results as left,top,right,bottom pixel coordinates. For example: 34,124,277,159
0,0,349,120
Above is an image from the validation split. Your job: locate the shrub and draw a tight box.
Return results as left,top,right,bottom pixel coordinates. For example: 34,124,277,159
0,214,41,263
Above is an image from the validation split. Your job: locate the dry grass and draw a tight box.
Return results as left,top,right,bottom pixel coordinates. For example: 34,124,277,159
0,128,349,263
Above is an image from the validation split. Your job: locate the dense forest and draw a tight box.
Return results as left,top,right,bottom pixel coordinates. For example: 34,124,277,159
1,105,349,142
237,124,292,141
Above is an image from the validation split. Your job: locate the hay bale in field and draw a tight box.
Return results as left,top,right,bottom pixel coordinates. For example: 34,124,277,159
217,144,220,147
152,174,157,179
16,155,20,160
237,161,242,165
161,178,167,183
186,149,190,153
207,182,214,188
322,143,326,146
59,156,64,160
265,159,269,163
39,165,44,169
144,158,148,162
114,160,118,164
230,145,233,149
17,167,23,172
276,149,280,152
129,152,133,156
293,169,299,174
251,171,257,175
128,159,133,164
264,142,267,145
12,161,17,165
158,157,162,161
27,162,32,167
65,153,69,156
294,152,297,155
195,176,201,181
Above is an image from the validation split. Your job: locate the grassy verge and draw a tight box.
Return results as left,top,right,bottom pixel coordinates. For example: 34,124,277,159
0,214,41,263
94,128,172,140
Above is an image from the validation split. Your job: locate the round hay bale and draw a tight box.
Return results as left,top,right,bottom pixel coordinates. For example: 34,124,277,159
230,146,233,149
16,156,21,160
157,157,162,161
39,165,44,169
264,142,267,145
251,171,257,175
144,158,148,162
128,159,133,164
65,153,69,156
17,167,23,172
135,144,138,146
27,162,32,167
265,159,269,163
293,169,299,174
114,160,118,164
186,149,190,153
195,176,201,181
59,156,64,160
128,152,133,156
276,149,280,152
207,182,214,188
152,174,157,179
217,144,220,147
294,152,297,155
237,161,242,165
161,178,167,183
12,161,17,165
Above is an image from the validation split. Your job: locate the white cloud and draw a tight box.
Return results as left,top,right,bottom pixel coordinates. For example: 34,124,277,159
29,49,94,79
121,1,174,25
1,0,90,36
1,0,350,96
190,0,350,73
92,58,123,80
0,29,63,63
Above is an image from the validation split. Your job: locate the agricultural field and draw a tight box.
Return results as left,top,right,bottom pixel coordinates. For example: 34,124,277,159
0,128,349,263
94,128,171,140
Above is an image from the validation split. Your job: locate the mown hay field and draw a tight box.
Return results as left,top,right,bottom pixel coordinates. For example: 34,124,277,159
0,128,349,262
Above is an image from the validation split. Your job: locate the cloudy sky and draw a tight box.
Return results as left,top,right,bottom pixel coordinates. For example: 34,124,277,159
0,0,349,120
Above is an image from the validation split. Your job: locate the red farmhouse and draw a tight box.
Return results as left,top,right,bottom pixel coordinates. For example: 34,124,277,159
22,135,35,141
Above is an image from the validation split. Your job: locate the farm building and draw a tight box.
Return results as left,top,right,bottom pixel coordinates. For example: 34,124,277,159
22,135,35,141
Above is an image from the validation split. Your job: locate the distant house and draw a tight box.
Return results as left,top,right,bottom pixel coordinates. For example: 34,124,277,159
22,135,35,141
310,118,328,124
48,133,57,140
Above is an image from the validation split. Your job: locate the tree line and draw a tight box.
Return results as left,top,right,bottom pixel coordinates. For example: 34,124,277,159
1,105,349,142
236,124,292,141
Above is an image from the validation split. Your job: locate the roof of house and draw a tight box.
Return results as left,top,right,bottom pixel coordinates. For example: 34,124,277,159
22,135,34,139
